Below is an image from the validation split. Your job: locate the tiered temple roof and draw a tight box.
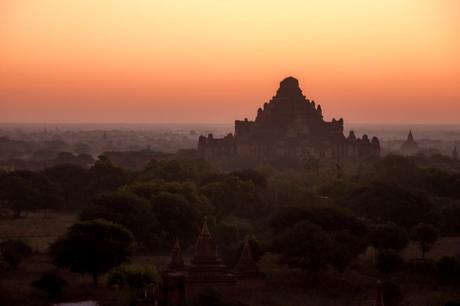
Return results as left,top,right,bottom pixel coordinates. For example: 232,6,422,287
199,77,380,160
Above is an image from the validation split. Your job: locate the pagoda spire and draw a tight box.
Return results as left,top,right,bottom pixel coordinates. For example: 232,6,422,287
193,216,218,261
200,216,210,237
235,237,256,270
168,237,184,271
408,130,414,142
348,130,357,141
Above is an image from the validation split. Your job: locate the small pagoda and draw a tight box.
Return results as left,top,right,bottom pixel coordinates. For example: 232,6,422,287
400,130,419,155
161,217,264,305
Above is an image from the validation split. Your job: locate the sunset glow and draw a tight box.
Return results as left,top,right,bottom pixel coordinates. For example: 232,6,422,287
1,0,459,124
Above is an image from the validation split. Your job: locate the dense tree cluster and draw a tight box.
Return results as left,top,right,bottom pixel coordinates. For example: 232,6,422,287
1,151,460,305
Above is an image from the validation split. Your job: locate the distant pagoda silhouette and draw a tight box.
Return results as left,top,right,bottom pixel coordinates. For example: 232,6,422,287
400,130,419,155
198,76,380,160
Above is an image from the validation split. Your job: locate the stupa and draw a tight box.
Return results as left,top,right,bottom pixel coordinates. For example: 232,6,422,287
400,130,419,155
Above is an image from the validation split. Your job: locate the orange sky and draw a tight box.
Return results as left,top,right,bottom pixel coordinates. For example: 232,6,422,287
1,0,459,124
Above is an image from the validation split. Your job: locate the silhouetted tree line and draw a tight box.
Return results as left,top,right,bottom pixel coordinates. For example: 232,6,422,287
2,151,460,305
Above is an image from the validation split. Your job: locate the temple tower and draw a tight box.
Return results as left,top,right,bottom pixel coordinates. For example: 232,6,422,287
168,238,185,271
233,237,265,290
400,130,419,155
185,217,236,304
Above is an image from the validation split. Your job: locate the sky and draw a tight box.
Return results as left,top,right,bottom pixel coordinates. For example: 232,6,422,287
1,0,459,124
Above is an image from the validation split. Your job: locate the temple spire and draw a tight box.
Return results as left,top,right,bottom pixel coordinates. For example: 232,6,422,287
235,237,256,269
200,216,210,237
193,216,218,260
348,130,357,141
168,237,184,270
453,146,458,160
408,130,414,142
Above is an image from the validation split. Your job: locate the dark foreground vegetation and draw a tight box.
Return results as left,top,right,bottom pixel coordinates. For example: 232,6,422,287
1,151,460,305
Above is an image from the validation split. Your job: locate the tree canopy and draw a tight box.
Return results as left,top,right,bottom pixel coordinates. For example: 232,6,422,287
49,219,135,285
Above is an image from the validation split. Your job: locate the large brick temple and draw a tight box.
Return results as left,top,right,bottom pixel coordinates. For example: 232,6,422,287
198,77,380,160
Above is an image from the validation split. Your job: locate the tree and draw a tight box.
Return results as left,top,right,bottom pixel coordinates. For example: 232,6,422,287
376,250,403,275
436,256,460,284
0,239,33,269
374,154,418,186
271,221,332,271
0,170,63,217
80,191,160,249
87,156,133,196
125,180,211,247
49,219,135,285
151,192,202,247
230,169,268,188
270,220,361,274
201,175,260,217
411,223,440,259
139,158,218,183
44,164,90,209
107,264,158,290
269,205,368,274
345,183,435,229
368,223,409,252
270,205,367,237
0,174,36,217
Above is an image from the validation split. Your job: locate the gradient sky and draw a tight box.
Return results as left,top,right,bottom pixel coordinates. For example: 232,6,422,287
1,0,459,124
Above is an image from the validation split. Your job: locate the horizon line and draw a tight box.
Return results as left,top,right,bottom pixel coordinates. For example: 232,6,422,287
1,121,460,126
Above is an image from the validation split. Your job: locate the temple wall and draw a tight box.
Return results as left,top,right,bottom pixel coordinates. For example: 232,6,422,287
184,281,237,305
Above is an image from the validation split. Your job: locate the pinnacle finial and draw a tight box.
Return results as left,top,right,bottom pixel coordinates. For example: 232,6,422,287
168,237,184,270
200,216,210,236
235,236,257,270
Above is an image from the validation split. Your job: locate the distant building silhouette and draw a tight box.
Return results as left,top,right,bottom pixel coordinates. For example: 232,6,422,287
199,77,380,160
453,145,458,160
400,130,419,155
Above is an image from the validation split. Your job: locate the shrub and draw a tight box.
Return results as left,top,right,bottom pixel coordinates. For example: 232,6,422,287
410,223,440,258
31,270,68,296
376,251,403,275
369,222,409,252
107,264,158,290
436,256,460,284
0,239,33,269
382,281,404,306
